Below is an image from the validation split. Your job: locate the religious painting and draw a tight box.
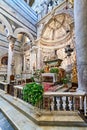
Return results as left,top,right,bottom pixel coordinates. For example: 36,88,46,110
1,56,8,65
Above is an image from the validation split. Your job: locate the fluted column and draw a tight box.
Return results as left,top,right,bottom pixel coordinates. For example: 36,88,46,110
7,36,16,83
74,0,87,92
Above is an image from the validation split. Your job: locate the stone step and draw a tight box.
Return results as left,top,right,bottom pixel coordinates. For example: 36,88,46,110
0,96,38,130
0,89,87,127
79,109,87,122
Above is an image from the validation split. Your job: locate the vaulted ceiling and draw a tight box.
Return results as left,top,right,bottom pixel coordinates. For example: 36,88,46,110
41,13,74,46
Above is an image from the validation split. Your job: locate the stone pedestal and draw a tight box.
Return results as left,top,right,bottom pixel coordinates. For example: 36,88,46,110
74,0,87,92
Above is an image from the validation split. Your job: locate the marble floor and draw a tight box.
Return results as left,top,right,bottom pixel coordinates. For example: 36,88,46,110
0,111,14,130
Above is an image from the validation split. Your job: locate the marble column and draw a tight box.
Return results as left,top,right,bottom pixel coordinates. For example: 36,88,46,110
37,42,41,69
7,36,16,83
74,0,87,92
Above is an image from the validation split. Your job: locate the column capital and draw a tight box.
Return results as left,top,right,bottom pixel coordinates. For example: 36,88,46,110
7,35,16,43
7,35,16,51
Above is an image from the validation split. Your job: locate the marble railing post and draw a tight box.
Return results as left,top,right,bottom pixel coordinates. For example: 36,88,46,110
74,0,87,92
43,92,86,114
7,36,16,83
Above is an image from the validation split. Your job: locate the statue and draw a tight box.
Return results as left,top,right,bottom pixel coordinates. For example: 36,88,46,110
42,2,48,16
52,0,57,8
48,3,52,12
72,62,78,83
44,63,49,73
38,23,44,37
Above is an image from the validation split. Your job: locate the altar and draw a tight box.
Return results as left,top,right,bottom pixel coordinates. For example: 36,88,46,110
42,73,57,83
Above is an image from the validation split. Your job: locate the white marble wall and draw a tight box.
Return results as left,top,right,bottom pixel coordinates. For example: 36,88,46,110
14,53,22,75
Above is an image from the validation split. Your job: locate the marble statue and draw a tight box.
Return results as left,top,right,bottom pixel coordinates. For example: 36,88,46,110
48,3,52,12
42,2,48,16
52,0,57,8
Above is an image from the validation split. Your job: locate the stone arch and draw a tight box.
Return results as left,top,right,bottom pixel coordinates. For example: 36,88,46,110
0,13,13,36
14,27,36,74
14,27,35,44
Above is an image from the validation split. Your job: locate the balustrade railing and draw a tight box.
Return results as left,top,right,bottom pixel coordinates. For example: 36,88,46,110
42,91,87,115
13,85,87,116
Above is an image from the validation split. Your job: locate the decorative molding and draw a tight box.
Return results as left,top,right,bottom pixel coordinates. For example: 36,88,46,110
0,13,13,36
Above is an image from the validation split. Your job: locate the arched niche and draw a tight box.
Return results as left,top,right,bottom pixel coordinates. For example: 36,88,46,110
38,13,75,69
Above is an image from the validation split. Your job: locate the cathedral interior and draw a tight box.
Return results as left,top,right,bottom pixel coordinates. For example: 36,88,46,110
0,0,87,130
